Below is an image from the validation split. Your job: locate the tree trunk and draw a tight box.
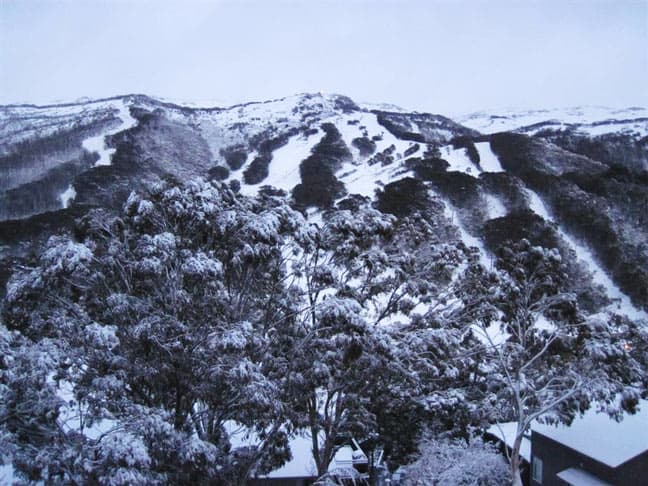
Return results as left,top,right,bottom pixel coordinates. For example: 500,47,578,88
173,389,185,430
307,391,328,478
510,433,524,486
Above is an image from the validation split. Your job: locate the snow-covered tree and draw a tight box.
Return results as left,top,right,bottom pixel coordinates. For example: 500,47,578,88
403,436,509,486
459,239,647,486
1,179,303,484
281,203,468,477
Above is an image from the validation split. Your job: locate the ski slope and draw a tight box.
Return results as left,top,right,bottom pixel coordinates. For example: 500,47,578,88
82,100,138,167
523,188,647,321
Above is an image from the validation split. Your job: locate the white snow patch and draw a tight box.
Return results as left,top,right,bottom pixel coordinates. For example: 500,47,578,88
475,141,504,172
0,464,15,485
265,433,318,478
471,320,510,347
534,314,557,332
523,188,552,220
82,101,138,167
340,163,414,199
576,120,648,138
228,423,359,480
556,468,611,486
358,101,410,113
231,151,259,197
348,112,419,157
523,188,647,321
483,193,507,219
306,207,324,227
59,184,76,208
440,197,493,269
458,106,648,137
262,129,324,192
338,119,415,199
56,377,118,441
441,145,480,175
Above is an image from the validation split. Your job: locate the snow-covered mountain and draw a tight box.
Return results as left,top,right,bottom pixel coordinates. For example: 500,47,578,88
458,106,648,139
1,93,647,320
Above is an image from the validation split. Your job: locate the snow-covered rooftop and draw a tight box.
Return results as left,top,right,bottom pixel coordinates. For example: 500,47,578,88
486,422,531,462
532,402,648,468
489,403,648,468
556,467,612,486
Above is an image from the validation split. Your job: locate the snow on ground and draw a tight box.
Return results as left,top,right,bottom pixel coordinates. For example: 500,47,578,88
483,193,507,219
475,141,505,172
523,188,551,220
57,378,117,441
305,207,324,226
229,151,258,197
523,188,647,321
336,112,421,159
441,141,504,176
1,97,140,158
227,422,357,480
261,129,325,192
59,184,76,208
335,112,420,198
0,464,15,485
334,114,368,161
234,109,421,198
264,434,318,478
520,119,648,139
575,119,648,138
358,101,410,113
440,145,480,175
438,195,493,269
82,100,138,167
458,106,648,135
339,162,412,199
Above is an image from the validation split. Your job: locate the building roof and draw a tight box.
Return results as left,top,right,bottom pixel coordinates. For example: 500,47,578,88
556,467,612,486
486,422,531,462
531,400,648,468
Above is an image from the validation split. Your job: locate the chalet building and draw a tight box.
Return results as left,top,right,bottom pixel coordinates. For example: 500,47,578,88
530,428,648,486
490,402,648,486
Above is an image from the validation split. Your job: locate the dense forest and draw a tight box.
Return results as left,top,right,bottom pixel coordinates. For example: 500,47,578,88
1,178,646,485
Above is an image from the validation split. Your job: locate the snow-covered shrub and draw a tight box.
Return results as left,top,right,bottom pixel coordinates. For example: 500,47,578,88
404,436,509,486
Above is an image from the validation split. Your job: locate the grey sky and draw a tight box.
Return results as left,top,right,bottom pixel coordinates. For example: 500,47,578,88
1,0,646,114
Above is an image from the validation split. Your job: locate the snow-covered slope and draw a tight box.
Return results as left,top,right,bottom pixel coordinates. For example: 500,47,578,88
0,96,139,154
523,187,647,321
82,100,138,167
459,106,648,138
1,93,647,319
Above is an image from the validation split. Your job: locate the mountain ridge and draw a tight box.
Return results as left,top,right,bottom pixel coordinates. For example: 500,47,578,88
1,92,647,318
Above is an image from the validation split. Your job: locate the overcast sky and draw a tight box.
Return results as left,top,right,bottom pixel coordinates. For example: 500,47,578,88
1,0,646,114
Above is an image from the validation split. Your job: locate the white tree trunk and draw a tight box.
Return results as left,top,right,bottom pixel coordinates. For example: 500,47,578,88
510,432,524,486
